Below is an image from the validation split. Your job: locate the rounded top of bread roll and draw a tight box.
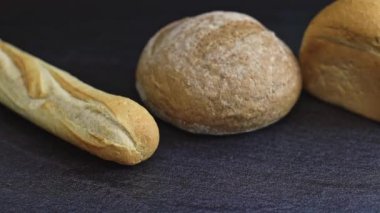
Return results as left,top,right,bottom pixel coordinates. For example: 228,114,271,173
136,11,301,135
306,0,380,40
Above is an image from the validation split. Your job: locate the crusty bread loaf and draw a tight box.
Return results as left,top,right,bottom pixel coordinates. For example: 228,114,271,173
136,11,302,135
300,0,380,122
0,40,159,165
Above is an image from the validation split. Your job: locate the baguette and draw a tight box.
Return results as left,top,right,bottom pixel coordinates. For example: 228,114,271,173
0,40,159,165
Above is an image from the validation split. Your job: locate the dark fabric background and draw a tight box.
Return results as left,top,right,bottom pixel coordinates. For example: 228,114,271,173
1,0,380,212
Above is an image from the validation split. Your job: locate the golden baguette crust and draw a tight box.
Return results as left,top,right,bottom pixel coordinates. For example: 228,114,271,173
300,0,380,121
0,41,159,165
137,11,302,135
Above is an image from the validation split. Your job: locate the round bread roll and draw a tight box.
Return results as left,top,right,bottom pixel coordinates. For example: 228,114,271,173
136,11,302,135
300,0,380,122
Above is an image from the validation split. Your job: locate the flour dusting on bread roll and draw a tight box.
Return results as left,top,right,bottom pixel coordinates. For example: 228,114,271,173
300,0,380,122
0,41,159,165
137,11,302,135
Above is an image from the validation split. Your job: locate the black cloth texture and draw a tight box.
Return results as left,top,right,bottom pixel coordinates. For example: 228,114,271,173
1,0,380,212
